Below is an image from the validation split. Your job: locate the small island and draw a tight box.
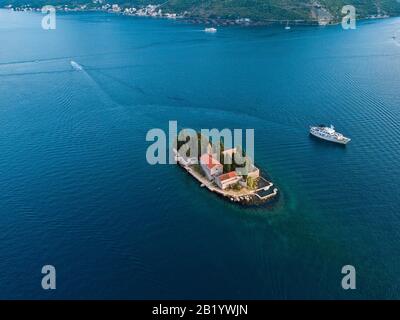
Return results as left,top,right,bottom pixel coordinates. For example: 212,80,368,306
173,133,278,206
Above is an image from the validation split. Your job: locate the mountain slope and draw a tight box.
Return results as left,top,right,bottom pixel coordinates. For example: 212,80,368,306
5,0,400,22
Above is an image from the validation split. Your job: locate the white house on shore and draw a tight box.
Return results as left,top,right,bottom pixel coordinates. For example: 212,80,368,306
222,148,260,179
172,148,198,167
215,171,241,190
246,163,260,179
200,153,223,180
222,147,237,159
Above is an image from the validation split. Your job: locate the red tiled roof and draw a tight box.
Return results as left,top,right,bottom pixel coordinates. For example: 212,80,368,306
200,154,221,169
218,171,237,182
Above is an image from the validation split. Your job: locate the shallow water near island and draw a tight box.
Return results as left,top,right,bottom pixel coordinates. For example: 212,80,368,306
0,10,400,299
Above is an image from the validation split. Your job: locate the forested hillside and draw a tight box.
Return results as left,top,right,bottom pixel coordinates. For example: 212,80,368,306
4,0,400,22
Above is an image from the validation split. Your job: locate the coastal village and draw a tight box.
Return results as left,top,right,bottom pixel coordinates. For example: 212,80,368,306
173,136,278,206
5,1,182,19
5,2,255,26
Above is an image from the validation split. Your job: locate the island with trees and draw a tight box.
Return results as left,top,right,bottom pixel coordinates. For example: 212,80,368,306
173,132,278,206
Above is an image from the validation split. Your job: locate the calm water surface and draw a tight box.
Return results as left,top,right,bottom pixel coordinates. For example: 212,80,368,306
0,10,399,299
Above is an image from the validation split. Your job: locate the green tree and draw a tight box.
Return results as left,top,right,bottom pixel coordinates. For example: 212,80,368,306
247,176,257,190
223,154,232,173
197,132,209,159
232,182,242,191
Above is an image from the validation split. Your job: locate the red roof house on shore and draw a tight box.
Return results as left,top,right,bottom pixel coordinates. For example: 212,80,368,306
215,171,241,190
200,153,223,180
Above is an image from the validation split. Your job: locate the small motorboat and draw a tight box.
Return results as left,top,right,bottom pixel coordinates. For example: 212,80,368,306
204,27,217,33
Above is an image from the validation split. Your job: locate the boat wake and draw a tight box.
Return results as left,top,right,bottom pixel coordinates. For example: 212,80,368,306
69,60,121,108
392,28,400,47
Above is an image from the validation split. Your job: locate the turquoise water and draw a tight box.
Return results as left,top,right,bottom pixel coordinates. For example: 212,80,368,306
0,10,399,299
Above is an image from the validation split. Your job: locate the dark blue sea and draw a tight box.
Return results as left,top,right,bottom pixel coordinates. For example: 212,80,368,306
0,10,399,299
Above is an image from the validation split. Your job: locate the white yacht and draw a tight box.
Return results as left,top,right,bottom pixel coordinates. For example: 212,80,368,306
70,60,83,71
204,27,217,33
309,125,351,145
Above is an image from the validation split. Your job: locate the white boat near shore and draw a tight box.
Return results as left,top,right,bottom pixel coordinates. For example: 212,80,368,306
204,27,217,33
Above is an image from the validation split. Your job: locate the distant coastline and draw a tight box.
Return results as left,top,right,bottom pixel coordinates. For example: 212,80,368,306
3,3,397,28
